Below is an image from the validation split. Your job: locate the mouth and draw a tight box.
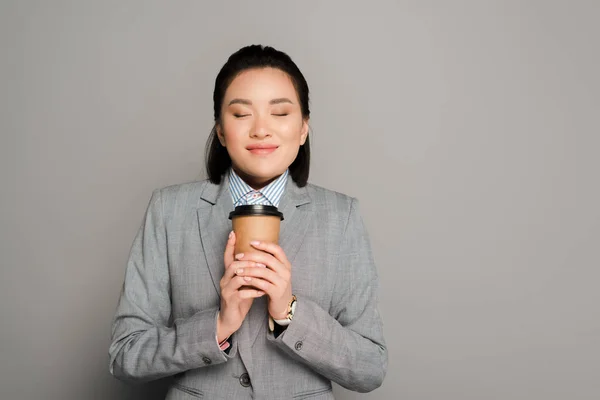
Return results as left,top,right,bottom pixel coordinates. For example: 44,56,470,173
246,144,279,155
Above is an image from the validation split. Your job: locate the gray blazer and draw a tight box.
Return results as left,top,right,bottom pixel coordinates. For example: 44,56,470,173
109,175,387,399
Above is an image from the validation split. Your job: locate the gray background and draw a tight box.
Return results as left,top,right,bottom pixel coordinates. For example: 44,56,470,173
1,1,598,399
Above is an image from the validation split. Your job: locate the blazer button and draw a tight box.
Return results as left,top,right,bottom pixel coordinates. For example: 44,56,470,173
294,341,303,351
202,356,212,365
239,372,251,387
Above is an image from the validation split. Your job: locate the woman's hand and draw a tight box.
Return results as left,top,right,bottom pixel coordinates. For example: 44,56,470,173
217,232,266,342
234,241,293,320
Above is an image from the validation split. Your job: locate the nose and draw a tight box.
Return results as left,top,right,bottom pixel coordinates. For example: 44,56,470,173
250,115,271,139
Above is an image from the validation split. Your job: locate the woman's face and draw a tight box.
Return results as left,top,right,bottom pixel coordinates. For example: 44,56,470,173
217,67,308,189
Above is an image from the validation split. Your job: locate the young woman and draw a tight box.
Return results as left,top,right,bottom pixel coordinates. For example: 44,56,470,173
109,45,387,399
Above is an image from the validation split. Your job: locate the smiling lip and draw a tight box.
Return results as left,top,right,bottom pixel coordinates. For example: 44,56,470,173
247,144,278,155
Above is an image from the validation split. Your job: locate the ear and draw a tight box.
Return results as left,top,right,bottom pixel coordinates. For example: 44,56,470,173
300,119,309,145
216,124,226,147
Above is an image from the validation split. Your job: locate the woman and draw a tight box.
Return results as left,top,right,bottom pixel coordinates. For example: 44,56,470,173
109,45,387,399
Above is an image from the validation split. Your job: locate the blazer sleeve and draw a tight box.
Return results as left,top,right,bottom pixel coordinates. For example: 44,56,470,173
267,198,388,392
108,189,235,382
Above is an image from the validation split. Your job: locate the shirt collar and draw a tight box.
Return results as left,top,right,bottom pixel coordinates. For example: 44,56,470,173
228,168,289,207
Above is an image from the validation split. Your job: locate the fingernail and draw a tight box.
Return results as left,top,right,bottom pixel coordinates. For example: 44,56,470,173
235,253,244,259
236,269,243,274
250,240,260,246
229,231,233,239
244,276,251,282
256,263,266,268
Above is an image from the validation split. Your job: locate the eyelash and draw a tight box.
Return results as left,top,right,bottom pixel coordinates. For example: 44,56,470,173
233,113,289,118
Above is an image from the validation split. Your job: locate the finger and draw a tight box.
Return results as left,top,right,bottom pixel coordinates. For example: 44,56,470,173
238,288,265,299
221,260,257,284
237,276,275,295
225,275,276,296
235,266,284,286
223,231,236,267
249,241,290,269
236,251,283,273
224,274,261,293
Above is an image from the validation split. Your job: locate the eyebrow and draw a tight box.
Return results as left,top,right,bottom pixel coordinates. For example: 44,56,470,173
228,98,294,106
270,98,294,105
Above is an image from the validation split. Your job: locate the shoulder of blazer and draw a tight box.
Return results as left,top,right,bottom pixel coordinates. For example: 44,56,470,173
300,182,362,234
151,179,214,215
304,182,357,211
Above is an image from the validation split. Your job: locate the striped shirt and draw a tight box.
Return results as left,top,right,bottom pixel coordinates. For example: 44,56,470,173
229,168,289,208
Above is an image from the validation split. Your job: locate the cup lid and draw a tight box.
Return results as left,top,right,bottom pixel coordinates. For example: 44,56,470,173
228,205,284,220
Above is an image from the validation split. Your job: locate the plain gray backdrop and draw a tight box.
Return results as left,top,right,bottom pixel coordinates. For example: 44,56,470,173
1,1,599,399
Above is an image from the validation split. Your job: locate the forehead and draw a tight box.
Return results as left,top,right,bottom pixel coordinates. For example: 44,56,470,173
224,67,298,101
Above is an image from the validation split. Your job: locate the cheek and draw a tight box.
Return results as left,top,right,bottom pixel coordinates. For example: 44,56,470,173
221,120,247,144
279,120,304,142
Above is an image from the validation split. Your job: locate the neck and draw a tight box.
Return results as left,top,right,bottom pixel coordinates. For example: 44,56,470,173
233,168,279,190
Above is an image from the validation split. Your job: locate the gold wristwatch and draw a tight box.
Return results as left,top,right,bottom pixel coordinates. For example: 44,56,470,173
269,295,297,331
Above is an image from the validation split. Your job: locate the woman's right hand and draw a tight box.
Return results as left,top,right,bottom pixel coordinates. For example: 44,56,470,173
217,231,265,342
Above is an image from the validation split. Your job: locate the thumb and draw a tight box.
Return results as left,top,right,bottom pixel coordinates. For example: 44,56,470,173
223,230,236,267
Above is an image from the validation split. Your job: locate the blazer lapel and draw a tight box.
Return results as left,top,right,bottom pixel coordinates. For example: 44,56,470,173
242,176,313,348
277,177,312,264
197,178,233,296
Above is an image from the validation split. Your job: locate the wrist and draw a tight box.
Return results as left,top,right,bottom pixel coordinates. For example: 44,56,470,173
270,295,297,330
271,295,295,320
216,312,236,343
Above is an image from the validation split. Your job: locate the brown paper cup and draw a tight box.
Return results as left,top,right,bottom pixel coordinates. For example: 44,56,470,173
229,205,285,255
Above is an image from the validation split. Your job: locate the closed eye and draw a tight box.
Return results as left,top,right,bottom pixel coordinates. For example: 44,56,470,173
272,113,289,117
234,113,251,118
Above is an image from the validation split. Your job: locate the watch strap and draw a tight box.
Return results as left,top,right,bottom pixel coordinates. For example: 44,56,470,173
269,295,297,330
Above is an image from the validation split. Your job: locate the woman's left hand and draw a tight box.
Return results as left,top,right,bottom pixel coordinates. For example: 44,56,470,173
234,241,293,320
